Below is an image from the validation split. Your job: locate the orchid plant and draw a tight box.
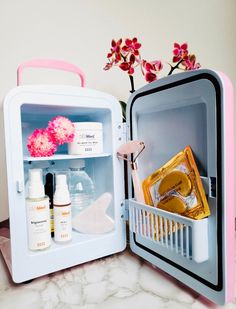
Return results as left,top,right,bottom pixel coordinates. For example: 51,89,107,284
104,39,200,119
104,38,163,93
169,42,201,74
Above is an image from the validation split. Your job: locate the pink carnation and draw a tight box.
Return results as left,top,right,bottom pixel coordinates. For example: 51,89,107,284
27,129,57,157
47,116,75,145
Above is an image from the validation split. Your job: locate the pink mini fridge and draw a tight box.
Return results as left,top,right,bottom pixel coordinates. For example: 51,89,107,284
0,60,234,305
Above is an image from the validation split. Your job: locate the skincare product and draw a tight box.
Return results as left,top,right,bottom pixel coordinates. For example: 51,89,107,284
142,145,210,220
117,140,145,203
45,172,54,237
68,122,103,155
69,159,94,219
53,174,72,243
26,169,51,251
25,162,50,197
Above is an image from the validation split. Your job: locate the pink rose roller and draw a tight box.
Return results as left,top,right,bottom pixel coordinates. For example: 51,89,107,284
117,140,145,203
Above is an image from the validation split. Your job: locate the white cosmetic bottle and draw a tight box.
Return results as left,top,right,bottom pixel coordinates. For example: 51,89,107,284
53,174,72,243
26,169,51,251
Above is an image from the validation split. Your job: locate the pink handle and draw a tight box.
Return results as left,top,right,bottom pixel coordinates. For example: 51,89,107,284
17,59,85,87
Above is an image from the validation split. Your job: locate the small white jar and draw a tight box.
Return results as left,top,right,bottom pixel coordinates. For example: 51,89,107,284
68,122,103,155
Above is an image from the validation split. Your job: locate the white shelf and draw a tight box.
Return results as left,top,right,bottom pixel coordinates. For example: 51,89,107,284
26,230,115,256
23,153,112,162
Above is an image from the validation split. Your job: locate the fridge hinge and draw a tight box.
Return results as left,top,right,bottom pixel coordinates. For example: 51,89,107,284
121,199,129,221
200,176,216,198
117,122,127,143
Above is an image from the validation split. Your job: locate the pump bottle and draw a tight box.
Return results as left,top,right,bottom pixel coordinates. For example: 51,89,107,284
26,169,51,250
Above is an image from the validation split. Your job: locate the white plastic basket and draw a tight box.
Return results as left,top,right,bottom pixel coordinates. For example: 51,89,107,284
129,200,208,263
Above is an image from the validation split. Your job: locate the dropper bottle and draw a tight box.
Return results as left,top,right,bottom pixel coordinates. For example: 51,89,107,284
26,169,51,250
53,174,72,243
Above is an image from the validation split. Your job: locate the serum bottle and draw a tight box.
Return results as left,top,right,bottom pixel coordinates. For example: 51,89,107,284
45,172,54,237
53,174,72,243
26,169,51,251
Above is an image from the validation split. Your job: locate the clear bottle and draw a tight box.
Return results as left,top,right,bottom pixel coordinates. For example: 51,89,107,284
53,174,72,243
69,160,95,218
26,169,51,251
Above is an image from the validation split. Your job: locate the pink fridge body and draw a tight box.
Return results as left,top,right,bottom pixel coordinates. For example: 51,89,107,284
0,60,234,305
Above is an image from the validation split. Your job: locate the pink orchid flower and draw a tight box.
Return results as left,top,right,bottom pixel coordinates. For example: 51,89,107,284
122,37,142,57
107,38,122,63
103,61,114,71
107,39,122,57
142,60,163,83
119,54,136,75
172,42,189,62
183,54,201,70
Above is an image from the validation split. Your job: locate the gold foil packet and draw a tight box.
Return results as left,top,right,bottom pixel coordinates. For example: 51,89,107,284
142,146,210,220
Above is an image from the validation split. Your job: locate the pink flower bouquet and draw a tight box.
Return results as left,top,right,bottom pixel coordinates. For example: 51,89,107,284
47,116,75,145
27,129,57,157
27,116,75,157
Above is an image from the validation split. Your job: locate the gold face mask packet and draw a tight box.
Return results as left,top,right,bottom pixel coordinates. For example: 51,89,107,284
142,146,210,220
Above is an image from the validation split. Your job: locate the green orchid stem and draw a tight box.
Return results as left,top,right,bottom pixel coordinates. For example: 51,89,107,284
129,75,135,93
168,59,184,75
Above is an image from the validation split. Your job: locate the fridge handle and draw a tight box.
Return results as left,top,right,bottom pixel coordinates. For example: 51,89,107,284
17,59,85,87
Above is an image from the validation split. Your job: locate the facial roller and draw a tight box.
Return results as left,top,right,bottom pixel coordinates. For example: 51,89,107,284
117,140,145,203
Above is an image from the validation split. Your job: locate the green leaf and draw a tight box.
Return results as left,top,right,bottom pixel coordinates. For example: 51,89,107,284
119,100,126,122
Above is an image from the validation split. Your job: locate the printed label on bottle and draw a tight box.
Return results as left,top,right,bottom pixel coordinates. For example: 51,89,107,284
50,208,54,234
26,198,51,251
54,204,72,242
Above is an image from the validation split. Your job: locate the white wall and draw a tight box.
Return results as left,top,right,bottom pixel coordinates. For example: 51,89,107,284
0,0,235,100
0,0,236,220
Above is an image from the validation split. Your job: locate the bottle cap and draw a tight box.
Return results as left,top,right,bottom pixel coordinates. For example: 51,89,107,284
70,159,85,169
54,174,71,205
28,169,45,199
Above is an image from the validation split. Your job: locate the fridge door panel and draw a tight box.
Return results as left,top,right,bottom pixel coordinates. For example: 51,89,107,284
127,70,234,305
2,85,126,282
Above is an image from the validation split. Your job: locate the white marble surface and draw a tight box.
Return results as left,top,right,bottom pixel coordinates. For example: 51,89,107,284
0,230,236,309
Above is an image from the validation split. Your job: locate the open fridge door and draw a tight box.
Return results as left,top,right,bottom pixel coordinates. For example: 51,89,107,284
126,69,235,305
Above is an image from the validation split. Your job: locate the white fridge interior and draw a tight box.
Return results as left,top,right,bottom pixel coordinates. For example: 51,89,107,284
2,86,126,282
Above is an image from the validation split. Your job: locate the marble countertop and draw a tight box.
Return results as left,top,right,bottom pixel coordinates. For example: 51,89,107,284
0,228,235,309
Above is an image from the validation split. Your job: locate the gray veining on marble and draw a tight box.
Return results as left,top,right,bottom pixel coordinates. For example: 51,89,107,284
0,232,235,309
